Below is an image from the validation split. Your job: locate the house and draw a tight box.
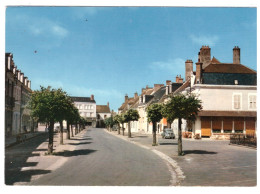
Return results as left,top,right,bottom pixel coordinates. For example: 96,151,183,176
71,95,96,127
173,46,257,139
5,53,34,136
96,102,111,128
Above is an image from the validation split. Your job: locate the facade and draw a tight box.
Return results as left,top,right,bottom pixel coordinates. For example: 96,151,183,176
5,53,34,136
174,46,257,139
71,95,96,127
96,102,111,128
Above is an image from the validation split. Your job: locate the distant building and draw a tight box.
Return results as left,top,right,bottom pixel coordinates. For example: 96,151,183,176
5,53,34,136
96,102,111,128
71,95,96,127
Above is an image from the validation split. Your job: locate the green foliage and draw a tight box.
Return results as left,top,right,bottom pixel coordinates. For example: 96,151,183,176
113,114,120,124
146,103,164,123
118,114,126,124
162,94,202,123
124,109,140,122
29,86,79,124
104,116,114,128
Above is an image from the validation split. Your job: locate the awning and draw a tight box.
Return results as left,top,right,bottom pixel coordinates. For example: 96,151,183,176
198,110,256,117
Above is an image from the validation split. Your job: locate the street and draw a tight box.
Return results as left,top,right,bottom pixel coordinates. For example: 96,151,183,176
5,128,174,186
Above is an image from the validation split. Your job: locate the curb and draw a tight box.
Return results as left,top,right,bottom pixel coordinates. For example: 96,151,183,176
5,132,48,148
104,129,185,186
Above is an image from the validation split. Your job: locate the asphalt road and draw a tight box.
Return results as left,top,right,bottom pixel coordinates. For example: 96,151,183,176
28,128,173,186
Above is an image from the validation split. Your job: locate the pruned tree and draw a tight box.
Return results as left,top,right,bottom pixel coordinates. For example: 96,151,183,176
113,114,121,134
104,116,114,131
146,103,164,146
124,109,140,138
162,94,202,156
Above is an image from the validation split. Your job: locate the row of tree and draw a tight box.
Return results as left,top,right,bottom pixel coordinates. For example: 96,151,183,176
105,94,202,156
29,86,87,154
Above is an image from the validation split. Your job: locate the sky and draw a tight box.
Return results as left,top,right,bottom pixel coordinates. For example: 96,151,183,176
5,6,257,111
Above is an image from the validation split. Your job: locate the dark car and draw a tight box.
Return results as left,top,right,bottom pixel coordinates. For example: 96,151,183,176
161,128,175,139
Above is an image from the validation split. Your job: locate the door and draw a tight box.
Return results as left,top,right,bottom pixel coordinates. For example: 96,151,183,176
246,117,256,135
201,117,211,137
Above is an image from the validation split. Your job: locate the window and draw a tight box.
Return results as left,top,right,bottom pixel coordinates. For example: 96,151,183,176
233,94,242,110
248,94,257,109
85,105,88,110
79,105,82,109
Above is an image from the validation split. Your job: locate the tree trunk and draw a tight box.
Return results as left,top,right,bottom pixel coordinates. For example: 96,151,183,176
59,121,64,145
48,120,54,154
178,118,183,156
71,125,74,137
122,124,125,136
67,121,70,139
118,123,120,134
128,121,131,138
152,122,157,146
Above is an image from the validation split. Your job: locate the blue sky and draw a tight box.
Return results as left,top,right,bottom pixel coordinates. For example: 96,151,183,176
5,7,257,111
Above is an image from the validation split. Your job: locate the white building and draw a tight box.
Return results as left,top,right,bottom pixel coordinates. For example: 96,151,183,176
71,95,96,127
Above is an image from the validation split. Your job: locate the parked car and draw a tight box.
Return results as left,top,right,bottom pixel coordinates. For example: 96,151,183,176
161,128,175,139
112,125,118,131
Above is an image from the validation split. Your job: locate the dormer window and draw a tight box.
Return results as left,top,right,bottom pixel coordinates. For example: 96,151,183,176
234,80,238,85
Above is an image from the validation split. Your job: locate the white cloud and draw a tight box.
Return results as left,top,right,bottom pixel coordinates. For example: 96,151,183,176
51,25,68,37
190,34,219,46
150,58,185,71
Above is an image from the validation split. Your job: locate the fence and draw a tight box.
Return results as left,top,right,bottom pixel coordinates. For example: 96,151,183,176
230,133,257,148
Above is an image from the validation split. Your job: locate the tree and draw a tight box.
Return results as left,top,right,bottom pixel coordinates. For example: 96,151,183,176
124,109,140,138
66,105,80,139
29,86,71,154
113,114,121,134
146,103,164,146
162,94,202,156
104,116,114,131
118,114,126,136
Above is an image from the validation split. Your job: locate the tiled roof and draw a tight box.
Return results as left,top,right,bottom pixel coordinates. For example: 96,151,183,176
203,63,256,74
172,80,190,95
71,96,96,103
96,105,110,113
147,86,166,106
211,56,221,64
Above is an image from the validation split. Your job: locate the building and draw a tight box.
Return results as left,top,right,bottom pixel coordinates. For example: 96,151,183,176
173,46,257,139
5,53,34,136
96,102,111,128
71,95,96,127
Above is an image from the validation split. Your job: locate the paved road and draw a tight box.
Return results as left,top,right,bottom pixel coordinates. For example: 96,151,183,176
28,128,173,186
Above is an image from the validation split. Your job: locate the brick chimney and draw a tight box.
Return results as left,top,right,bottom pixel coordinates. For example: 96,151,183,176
24,77,28,87
134,92,138,99
176,75,179,83
196,62,203,84
90,94,94,101
125,94,128,103
233,46,240,64
185,60,193,81
198,45,211,69
154,84,164,92
178,75,183,83
166,80,171,85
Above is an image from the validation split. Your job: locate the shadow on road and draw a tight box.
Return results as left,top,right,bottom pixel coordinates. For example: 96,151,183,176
159,142,178,145
53,149,97,157
68,142,92,146
72,138,92,141
184,150,218,155
134,135,149,138
5,133,51,185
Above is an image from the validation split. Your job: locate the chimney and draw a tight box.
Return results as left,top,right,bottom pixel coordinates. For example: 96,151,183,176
166,80,171,85
90,94,94,101
233,46,240,64
6,54,12,70
146,85,149,89
185,60,193,81
107,102,109,107
17,70,20,81
27,80,31,89
176,75,179,83
154,84,164,92
125,94,128,103
13,65,17,75
198,45,211,69
196,62,203,84
166,85,169,95
20,72,24,83
178,75,184,83
24,77,28,87
134,92,138,99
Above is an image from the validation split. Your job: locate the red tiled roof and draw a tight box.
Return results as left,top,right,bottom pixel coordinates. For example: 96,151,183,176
204,63,256,74
96,105,110,113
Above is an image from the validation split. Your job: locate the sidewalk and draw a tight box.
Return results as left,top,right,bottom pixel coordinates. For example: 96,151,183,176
5,131,47,148
106,129,257,186
6,129,88,185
